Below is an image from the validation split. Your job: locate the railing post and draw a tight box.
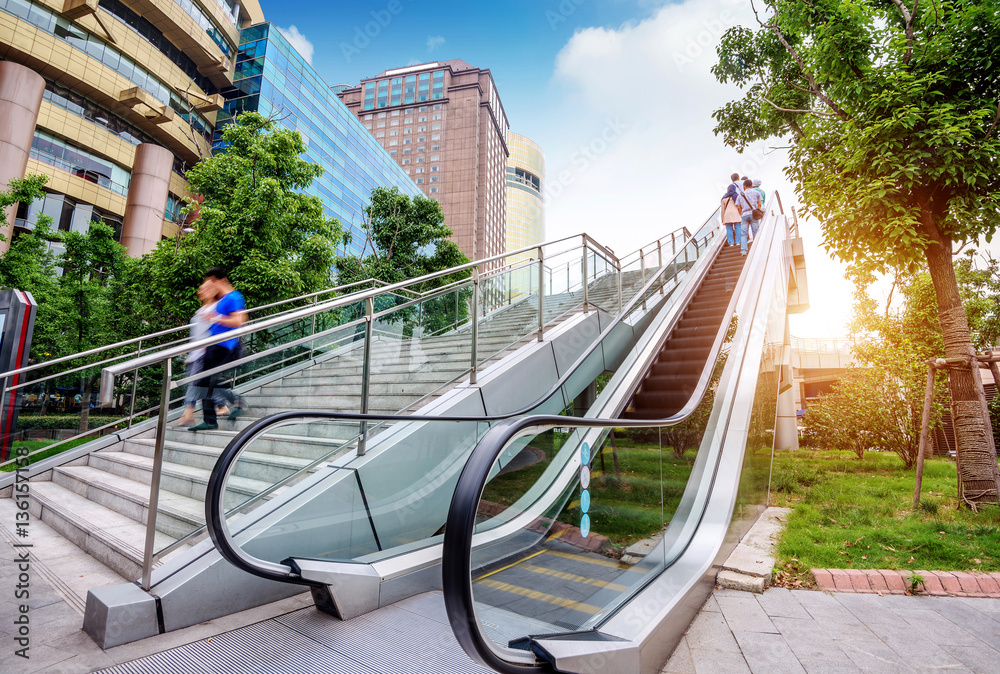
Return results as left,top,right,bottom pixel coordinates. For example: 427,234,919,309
537,247,545,342
640,250,647,310
617,261,623,314
582,243,589,314
358,296,374,456
127,339,142,429
657,241,664,295
309,295,318,359
470,267,480,384
140,357,171,591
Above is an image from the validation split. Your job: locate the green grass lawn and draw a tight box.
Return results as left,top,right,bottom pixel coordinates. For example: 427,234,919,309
2,437,93,471
770,449,1000,587
480,431,695,552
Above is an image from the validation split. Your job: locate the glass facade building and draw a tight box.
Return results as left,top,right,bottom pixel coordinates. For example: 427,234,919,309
217,23,423,255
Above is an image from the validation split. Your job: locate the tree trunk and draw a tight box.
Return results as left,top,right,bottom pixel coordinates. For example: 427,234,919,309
921,212,1000,508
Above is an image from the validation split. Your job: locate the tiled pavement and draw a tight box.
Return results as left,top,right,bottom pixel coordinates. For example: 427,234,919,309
662,587,1000,674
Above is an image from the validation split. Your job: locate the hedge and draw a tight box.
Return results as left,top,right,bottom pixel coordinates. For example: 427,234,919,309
15,415,148,430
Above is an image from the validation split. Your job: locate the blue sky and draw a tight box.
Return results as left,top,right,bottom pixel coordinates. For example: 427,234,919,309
257,0,859,338
260,0,666,142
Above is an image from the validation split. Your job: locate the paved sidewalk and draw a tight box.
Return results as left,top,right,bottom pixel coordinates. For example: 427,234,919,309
662,587,1000,673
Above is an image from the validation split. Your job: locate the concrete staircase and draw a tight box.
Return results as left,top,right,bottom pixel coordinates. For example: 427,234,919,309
21,271,652,583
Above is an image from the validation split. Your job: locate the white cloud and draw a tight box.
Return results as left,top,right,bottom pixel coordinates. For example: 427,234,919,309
276,25,314,65
427,35,446,52
538,0,854,337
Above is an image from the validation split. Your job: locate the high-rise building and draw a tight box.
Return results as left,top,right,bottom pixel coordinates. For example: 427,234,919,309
217,24,423,256
505,132,545,255
337,60,510,265
0,0,264,256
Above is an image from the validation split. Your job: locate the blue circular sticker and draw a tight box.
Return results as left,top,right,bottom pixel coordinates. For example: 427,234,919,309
580,489,590,514
580,442,590,465
580,513,591,539
580,466,591,490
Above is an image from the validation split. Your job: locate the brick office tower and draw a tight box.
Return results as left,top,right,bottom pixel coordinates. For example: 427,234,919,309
338,60,510,266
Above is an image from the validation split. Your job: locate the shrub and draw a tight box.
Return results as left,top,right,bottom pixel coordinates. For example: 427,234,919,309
15,415,146,431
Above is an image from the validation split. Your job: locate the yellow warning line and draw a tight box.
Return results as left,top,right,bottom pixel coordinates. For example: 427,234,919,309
542,549,630,570
472,529,568,581
474,549,547,582
519,564,629,592
474,578,601,615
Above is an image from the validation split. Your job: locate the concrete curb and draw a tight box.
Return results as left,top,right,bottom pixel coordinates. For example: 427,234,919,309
716,506,791,593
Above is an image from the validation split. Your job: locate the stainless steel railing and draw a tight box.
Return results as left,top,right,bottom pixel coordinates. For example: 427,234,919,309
0,222,713,590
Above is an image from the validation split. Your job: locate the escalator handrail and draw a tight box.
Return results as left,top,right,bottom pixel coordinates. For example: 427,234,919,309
441,205,786,672
205,215,723,584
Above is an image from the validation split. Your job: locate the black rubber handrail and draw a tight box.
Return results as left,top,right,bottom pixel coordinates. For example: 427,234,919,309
204,211,727,587
205,228,718,582
440,205,784,673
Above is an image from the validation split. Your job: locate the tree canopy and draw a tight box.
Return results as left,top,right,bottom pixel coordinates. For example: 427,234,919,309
335,186,469,292
134,111,343,332
713,0,1000,506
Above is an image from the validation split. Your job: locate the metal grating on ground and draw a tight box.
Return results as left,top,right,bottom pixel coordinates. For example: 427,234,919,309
96,592,489,674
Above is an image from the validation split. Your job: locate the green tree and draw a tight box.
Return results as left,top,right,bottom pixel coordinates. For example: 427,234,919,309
712,0,1000,505
335,186,470,334
132,111,343,332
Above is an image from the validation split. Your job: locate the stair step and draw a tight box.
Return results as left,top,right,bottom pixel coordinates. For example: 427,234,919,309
29,481,184,580
126,438,313,483
52,465,203,538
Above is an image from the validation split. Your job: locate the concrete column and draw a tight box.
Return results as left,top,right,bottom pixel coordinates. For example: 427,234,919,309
775,316,799,451
0,62,45,255
121,143,172,257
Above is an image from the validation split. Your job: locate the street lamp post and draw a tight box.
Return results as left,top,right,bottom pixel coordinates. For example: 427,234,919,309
174,226,195,254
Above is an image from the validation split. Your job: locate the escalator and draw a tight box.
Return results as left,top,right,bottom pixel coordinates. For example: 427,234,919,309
204,200,803,673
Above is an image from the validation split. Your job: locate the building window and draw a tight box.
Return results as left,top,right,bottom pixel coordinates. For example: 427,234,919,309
432,145,440,151
417,136,425,143
404,128,412,135
419,105,428,112
431,124,441,130
376,131,385,138
390,119,399,126
365,114,373,120
377,112,387,119
377,122,386,128
430,187,438,193
404,108,413,114
430,154,440,161
432,113,442,120
431,134,441,140
418,116,427,122
415,167,425,174
433,104,442,110
404,139,411,145
404,117,413,123
431,176,438,183
389,150,397,156
431,165,439,172
391,110,400,116
389,140,398,146
402,159,410,165
416,178,424,184
418,126,426,133
417,157,425,163
403,148,411,154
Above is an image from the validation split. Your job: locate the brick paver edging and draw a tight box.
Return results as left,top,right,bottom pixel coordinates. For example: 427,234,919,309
812,568,1000,597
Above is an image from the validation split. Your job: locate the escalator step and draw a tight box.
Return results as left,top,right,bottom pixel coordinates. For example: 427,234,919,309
672,324,719,340
655,347,710,363
641,374,700,392
632,390,690,408
651,360,702,376
662,336,715,351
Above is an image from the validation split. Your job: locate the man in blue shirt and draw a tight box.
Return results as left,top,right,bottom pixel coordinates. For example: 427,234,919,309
189,266,249,431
